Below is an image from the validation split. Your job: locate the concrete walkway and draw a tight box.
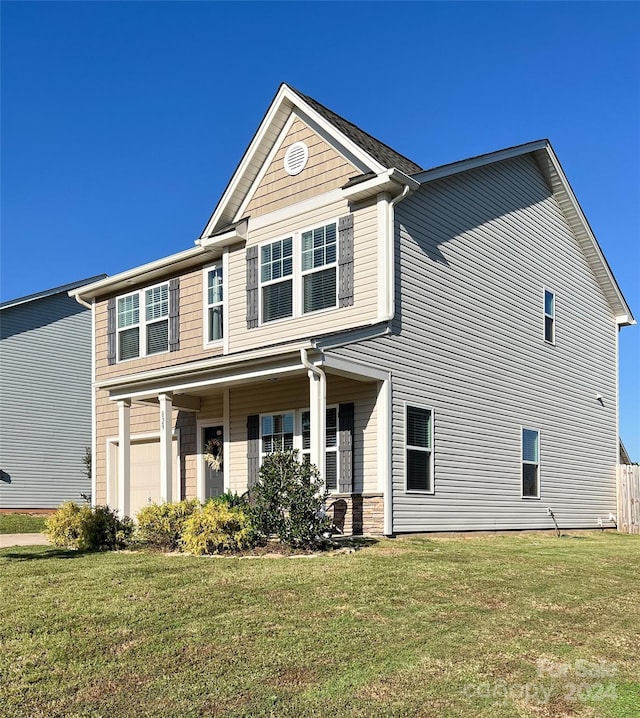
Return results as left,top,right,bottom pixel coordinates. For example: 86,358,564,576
0,533,50,548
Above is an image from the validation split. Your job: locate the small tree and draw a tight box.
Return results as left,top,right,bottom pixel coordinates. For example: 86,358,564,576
80,447,92,504
251,450,331,548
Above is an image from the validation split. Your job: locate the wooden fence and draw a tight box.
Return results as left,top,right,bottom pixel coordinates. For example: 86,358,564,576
618,464,640,534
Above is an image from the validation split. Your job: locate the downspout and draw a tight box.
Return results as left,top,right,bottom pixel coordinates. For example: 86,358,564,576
380,183,412,323
380,182,411,535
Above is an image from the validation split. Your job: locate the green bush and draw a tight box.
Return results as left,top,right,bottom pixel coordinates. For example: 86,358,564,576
45,502,132,551
251,450,331,548
135,499,201,551
181,502,257,555
209,490,247,508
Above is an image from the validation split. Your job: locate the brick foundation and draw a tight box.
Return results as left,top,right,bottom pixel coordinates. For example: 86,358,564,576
326,493,384,535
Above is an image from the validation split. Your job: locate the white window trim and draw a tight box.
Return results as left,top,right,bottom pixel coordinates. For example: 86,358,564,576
543,287,556,345
300,220,339,316
404,402,435,494
521,426,541,499
116,281,170,363
258,407,340,493
259,408,298,462
259,235,295,326
257,218,339,326
301,405,340,493
202,263,224,349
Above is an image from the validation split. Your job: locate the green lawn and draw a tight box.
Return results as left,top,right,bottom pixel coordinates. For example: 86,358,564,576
0,513,47,534
1,532,638,718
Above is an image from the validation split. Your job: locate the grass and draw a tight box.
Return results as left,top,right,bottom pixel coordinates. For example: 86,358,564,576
1,532,639,718
0,513,48,534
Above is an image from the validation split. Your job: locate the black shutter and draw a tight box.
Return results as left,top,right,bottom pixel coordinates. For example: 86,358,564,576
338,403,354,493
247,414,260,487
169,278,180,352
246,246,259,328
107,298,116,365
338,214,354,308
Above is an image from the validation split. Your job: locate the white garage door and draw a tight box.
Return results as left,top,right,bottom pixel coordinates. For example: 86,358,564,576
110,437,179,519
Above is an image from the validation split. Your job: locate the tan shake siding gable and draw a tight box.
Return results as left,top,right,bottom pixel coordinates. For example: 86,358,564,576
245,116,359,218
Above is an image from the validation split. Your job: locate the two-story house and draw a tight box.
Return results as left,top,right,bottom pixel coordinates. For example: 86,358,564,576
71,84,634,535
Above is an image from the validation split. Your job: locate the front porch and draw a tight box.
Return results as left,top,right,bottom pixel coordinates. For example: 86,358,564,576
98,349,391,535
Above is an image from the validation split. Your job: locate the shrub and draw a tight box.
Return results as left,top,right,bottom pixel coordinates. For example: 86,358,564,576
251,450,331,548
181,502,257,555
45,502,132,551
45,502,90,549
136,499,200,551
210,490,247,508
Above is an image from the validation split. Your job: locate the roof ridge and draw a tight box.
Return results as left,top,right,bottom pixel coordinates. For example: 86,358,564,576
287,84,423,175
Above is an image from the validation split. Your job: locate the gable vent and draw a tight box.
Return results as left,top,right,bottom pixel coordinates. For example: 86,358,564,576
284,141,309,176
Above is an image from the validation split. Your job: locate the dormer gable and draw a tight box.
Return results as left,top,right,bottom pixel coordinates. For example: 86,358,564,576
199,83,421,239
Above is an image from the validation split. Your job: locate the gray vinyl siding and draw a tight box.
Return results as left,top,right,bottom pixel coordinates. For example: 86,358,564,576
0,293,92,508
332,154,619,532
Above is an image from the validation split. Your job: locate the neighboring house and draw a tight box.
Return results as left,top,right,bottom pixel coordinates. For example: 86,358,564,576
70,84,635,534
0,276,106,510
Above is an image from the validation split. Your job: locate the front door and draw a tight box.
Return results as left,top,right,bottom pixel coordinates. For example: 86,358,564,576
203,426,224,500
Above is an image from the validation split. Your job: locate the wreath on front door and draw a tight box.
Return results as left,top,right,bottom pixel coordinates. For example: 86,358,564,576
204,433,223,472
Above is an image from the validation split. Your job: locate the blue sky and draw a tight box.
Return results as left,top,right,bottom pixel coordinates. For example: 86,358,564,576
2,1,638,457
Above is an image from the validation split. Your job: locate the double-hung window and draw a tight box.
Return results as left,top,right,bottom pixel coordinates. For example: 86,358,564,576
300,407,339,491
117,283,169,361
522,428,540,498
302,222,337,313
261,237,293,322
206,266,224,342
259,221,339,323
405,405,434,492
544,289,555,344
261,412,295,455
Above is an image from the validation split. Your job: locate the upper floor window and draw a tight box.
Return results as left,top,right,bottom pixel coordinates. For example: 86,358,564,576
544,289,555,344
206,266,224,343
259,222,338,323
117,283,169,361
261,237,293,323
302,223,337,313
522,428,540,498
405,405,434,492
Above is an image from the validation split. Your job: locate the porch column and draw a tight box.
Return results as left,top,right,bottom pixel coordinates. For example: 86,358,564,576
159,392,173,503
117,399,131,518
308,369,326,478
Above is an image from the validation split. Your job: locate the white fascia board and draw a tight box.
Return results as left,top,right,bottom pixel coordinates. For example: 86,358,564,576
109,363,306,402
413,140,549,184
97,341,314,391
201,85,295,238
415,139,634,324
69,246,215,302
232,113,298,224
342,169,420,203
198,219,248,249
539,144,635,324
201,84,388,238
319,353,390,383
